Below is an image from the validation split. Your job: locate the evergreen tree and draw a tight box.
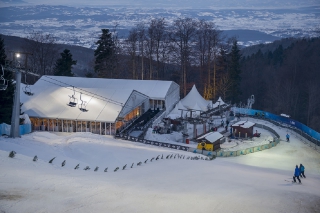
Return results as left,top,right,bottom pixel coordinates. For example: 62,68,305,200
53,49,77,76
0,35,15,124
94,29,116,78
228,39,242,104
0,35,6,64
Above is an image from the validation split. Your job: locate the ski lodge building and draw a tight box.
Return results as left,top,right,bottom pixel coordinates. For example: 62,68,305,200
20,76,180,135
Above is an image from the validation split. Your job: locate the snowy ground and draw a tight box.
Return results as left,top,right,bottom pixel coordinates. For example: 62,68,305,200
1,119,320,213
145,117,276,151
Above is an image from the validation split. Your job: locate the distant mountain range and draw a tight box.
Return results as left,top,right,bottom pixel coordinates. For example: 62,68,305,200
0,5,319,49
1,0,319,8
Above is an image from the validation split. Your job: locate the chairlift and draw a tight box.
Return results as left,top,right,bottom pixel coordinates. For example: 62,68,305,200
78,93,88,112
23,72,34,96
0,65,8,91
23,84,34,96
67,86,78,107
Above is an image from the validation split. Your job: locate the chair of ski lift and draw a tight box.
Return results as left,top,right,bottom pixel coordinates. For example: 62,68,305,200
23,72,34,96
0,65,8,91
23,84,34,96
67,86,78,107
79,93,88,112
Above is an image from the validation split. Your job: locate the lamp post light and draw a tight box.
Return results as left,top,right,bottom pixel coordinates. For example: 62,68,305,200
10,53,22,138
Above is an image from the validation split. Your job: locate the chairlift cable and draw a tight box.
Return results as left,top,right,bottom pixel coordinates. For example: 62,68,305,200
43,76,124,106
39,77,145,112
42,76,149,110
40,77,122,106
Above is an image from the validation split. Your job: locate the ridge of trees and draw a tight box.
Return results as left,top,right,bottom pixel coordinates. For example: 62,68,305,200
1,20,319,131
240,37,320,131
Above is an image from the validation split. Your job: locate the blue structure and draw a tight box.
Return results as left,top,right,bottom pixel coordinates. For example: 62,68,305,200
0,123,31,136
234,108,320,142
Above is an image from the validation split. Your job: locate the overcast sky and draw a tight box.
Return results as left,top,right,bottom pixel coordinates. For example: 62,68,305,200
6,0,320,8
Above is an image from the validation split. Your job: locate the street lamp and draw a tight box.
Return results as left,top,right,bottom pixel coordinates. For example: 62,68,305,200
10,52,22,138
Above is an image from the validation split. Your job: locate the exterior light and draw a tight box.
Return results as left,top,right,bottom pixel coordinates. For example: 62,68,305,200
16,53,20,58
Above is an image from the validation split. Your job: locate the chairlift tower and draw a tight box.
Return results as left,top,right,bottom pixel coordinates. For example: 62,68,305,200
4,52,35,138
247,95,255,109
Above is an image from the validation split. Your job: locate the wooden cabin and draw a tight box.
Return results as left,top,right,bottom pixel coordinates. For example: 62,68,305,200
196,131,223,151
231,120,255,138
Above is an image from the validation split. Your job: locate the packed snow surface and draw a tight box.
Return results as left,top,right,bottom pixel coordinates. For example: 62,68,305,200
1,119,320,213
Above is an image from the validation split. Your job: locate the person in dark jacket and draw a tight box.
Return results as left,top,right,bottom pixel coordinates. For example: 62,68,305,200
293,165,301,183
299,164,306,178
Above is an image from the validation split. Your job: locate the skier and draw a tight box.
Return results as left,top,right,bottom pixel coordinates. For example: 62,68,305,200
221,120,224,127
299,164,306,178
286,133,290,142
293,165,301,183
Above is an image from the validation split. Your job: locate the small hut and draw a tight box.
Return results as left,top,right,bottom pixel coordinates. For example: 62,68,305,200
231,120,255,138
196,132,223,151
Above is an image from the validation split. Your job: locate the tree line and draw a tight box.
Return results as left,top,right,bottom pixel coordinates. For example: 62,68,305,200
93,18,241,102
2,18,242,103
240,38,320,131
2,18,319,132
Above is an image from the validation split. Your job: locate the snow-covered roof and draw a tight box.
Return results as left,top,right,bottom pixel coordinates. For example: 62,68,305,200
215,97,225,106
181,85,210,111
197,131,224,143
167,101,188,118
232,121,255,128
20,76,177,122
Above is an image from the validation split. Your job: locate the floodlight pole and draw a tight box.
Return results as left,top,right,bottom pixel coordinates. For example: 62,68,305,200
10,69,21,138
9,52,31,138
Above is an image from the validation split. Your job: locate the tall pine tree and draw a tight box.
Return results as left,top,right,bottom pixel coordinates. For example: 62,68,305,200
94,29,116,78
228,39,242,104
0,35,15,124
53,49,77,76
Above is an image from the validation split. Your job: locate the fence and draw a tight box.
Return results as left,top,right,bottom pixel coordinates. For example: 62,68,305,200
0,123,32,136
214,138,281,157
120,135,190,152
233,107,320,150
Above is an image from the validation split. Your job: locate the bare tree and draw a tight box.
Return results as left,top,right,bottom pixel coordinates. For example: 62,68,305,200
170,18,197,96
25,32,58,76
217,73,232,101
147,18,167,80
137,23,146,80
125,28,139,79
195,20,221,99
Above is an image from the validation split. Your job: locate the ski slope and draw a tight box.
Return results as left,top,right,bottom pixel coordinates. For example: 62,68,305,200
0,119,320,213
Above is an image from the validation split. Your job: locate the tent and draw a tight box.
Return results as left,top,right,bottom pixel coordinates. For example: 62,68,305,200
181,85,210,111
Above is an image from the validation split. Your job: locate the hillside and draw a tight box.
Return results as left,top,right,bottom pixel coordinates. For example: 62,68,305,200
1,34,94,77
240,37,320,132
1,118,320,212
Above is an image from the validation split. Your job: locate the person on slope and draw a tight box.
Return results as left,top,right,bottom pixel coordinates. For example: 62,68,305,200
293,165,301,183
299,164,306,178
286,133,290,142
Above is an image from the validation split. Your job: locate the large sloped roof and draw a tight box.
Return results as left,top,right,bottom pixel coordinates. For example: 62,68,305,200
20,76,177,122
232,120,255,128
197,131,224,143
181,85,210,111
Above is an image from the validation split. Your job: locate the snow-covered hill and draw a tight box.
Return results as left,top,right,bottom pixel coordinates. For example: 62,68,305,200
0,119,320,212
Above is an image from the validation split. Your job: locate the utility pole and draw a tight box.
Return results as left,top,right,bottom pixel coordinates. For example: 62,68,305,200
8,52,34,138
10,70,21,138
